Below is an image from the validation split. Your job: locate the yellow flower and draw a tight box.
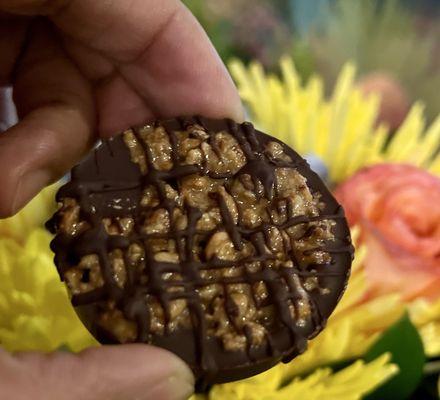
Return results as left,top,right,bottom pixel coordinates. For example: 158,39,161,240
0,183,95,351
410,298,440,357
229,57,440,183
0,185,57,243
0,229,96,352
192,354,397,400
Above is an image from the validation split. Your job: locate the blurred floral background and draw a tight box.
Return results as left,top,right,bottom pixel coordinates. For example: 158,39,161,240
0,0,439,399
185,0,440,127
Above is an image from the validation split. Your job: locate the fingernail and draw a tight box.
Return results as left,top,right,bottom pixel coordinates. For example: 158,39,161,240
145,372,195,400
12,169,52,214
137,360,195,400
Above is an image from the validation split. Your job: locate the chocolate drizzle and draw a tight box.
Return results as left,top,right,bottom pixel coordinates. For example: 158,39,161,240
47,116,353,389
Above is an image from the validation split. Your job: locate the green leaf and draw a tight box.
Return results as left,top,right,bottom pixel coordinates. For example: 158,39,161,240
364,313,425,400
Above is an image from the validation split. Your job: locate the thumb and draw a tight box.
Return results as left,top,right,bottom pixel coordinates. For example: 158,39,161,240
0,345,194,400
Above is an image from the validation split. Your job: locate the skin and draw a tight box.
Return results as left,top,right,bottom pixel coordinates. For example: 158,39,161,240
0,0,243,217
0,1,243,399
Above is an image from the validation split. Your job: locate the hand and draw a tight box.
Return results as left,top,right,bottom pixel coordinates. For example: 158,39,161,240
0,1,243,398
0,345,194,400
0,0,243,217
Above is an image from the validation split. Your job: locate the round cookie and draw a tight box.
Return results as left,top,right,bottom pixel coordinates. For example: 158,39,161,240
47,117,353,390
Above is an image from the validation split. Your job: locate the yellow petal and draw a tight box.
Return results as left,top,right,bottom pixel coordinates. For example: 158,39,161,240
206,355,397,400
410,298,440,357
0,185,57,243
230,58,440,180
0,228,96,352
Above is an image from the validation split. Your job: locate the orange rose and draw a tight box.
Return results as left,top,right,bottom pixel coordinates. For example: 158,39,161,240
335,164,440,301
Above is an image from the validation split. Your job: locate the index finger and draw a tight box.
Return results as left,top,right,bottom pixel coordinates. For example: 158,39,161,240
1,0,244,122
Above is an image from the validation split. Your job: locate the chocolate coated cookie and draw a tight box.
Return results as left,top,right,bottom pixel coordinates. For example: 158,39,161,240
47,117,353,389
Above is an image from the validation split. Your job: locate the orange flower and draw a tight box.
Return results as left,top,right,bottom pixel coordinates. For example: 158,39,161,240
335,164,440,301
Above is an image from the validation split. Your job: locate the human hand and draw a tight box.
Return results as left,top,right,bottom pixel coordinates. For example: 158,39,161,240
0,345,194,400
0,1,243,398
0,0,243,217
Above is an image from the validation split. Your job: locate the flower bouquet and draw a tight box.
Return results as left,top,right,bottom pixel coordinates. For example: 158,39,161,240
0,58,439,399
